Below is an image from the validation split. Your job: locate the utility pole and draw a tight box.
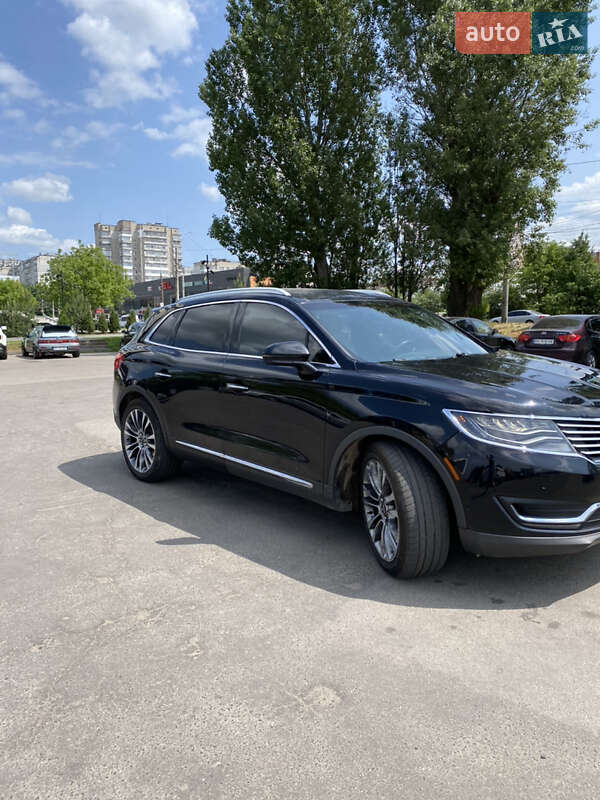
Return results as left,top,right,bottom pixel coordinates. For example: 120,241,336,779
205,254,211,292
160,273,164,306
174,257,180,302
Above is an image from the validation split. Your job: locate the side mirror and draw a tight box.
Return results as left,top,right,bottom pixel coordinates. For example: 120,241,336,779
262,340,310,365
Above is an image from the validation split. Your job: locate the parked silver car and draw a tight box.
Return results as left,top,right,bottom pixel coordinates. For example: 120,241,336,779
21,324,80,358
489,309,547,325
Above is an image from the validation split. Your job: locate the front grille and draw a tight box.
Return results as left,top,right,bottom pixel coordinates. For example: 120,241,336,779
554,419,600,459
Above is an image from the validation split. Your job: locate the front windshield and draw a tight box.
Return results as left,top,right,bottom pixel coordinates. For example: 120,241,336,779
308,301,487,363
471,319,492,335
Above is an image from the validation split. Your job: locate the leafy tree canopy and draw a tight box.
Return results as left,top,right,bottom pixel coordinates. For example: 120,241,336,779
0,279,37,337
200,0,385,287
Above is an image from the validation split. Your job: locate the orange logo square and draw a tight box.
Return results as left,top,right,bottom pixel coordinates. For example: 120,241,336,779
455,12,531,54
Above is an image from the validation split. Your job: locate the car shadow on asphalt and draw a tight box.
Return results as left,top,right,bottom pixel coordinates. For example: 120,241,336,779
59,452,600,612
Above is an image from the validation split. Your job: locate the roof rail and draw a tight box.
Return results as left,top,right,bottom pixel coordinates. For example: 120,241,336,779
345,289,391,297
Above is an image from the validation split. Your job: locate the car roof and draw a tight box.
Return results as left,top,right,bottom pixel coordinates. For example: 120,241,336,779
175,287,393,308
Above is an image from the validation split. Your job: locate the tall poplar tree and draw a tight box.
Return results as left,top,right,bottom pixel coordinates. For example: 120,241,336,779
199,0,384,287
383,0,595,315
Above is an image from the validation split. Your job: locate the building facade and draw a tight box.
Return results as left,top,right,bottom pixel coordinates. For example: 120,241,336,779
94,219,182,283
0,257,21,277
18,254,52,286
123,266,251,311
193,257,243,274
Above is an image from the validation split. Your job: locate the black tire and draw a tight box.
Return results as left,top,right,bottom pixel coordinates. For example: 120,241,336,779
584,351,596,368
33,347,42,359
21,345,28,357
120,398,179,482
72,351,80,358
360,442,450,578
0,350,6,360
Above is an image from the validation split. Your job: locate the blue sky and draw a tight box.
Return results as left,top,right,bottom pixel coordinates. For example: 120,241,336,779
0,1,599,268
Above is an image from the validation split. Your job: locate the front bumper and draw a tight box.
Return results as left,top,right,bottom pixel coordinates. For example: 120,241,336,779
461,527,600,557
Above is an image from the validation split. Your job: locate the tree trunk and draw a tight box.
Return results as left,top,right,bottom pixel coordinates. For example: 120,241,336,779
446,275,483,316
313,253,329,288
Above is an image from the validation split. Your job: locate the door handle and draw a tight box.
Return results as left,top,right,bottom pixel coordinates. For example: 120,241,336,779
154,370,171,378
224,382,249,392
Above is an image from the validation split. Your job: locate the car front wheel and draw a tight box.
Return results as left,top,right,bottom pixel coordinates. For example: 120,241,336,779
360,442,450,578
121,399,179,482
584,351,597,368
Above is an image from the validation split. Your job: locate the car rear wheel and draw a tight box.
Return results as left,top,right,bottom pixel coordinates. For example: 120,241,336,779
121,399,179,482
584,351,596,368
33,347,42,359
360,442,450,578
72,351,80,358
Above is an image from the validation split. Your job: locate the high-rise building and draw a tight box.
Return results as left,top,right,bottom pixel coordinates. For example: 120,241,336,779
93,223,114,261
94,220,182,282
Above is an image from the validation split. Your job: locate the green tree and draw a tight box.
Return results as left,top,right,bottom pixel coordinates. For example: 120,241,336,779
412,288,445,313
519,234,600,314
382,0,595,315
43,243,132,317
97,312,108,333
108,309,120,333
0,279,37,336
143,307,150,320
199,0,385,288
126,309,137,327
57,309,71,326
84,310,95,334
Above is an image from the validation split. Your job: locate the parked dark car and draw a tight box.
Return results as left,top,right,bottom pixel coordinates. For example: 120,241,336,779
113,288,600,578
120,321,145,346
22,324,80,358
446,317,515,350
515,315,600,368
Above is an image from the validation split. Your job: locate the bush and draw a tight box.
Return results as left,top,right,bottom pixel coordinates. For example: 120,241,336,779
97,312,108,333
57,309,71,326
126,310,137,327
84,312,95,333
108,309,120,333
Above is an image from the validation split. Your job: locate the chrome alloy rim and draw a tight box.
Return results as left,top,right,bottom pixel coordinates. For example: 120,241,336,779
362,457,400,562
124,409,156,473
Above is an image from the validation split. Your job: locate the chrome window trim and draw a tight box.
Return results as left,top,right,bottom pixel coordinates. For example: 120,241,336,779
145,298,340,367
510,501,600,526
443,408,600,461
175,440,313,488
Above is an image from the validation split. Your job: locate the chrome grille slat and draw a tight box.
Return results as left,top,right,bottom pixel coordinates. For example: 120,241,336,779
554,418,600,459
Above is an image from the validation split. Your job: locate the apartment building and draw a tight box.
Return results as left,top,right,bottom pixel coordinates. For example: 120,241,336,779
94,220,181,282
93,223,114,261
0,257,21,277
18,254,52,286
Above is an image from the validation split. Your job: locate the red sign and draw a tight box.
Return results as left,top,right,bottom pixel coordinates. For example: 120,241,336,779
161,281,172,290
455,12,531,54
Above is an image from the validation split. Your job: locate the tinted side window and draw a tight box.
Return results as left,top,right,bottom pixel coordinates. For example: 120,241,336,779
150,311,182,345
173,303,235,352
236,302,332,363
589,318,600,333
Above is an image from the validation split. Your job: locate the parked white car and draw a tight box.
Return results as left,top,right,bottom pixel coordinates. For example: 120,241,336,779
489,309,547,325
0,324,7,360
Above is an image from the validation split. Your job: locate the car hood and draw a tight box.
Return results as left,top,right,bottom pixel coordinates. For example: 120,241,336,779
363,351,600,417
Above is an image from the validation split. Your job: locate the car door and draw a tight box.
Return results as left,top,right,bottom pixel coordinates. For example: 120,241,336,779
25,327,38,353
147,301,238,457
217,300,335,491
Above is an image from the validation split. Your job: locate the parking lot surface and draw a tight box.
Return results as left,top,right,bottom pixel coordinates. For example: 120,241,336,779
1,353,600,799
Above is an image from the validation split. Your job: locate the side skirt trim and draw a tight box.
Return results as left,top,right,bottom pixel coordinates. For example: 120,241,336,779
175,439,314,489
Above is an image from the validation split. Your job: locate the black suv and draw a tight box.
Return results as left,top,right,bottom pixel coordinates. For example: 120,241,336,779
113,288,600,578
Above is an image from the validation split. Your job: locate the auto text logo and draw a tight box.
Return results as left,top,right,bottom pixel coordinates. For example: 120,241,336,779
455,12,587,55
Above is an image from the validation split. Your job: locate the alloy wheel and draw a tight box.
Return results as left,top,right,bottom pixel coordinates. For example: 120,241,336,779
123,408,156,474
586,352,596,368
361,457,400,562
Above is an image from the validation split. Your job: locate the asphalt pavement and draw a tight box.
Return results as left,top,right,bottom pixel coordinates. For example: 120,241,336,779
1,353,600,799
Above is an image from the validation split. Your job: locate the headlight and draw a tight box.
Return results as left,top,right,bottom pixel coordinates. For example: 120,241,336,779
443,410,575,455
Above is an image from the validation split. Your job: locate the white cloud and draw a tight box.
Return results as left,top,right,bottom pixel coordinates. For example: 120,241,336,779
6,206,32,225
544,171,600,243
3,108,26,121
64,0,199,107
199,182,220,201
143,107,211,158
0,151,95,169
51,120,124,149
0,58,42,101
32,119,50,134
0,222,76,252
1,173,72,203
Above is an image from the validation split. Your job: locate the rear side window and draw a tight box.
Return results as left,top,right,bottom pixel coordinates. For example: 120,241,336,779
149,311,182,345
235,302,333,363
173,303,235,352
